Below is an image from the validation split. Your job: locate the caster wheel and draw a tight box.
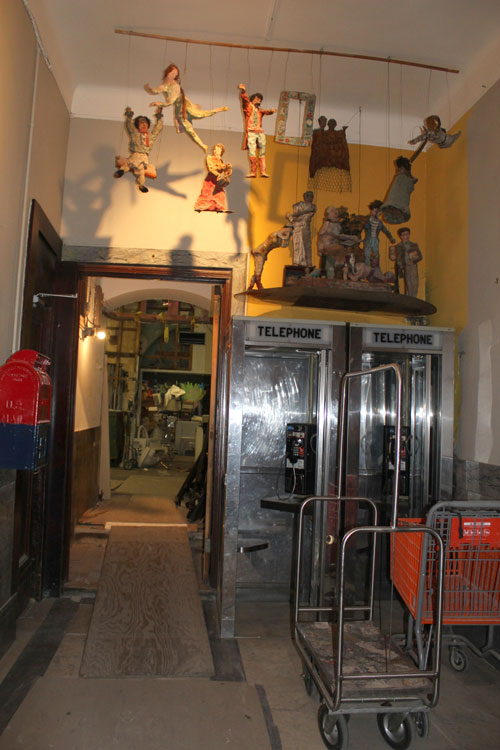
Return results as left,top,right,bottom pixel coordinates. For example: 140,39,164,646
318,704,349,749
377,712,415,749
412,711,429,738
449,646,468,672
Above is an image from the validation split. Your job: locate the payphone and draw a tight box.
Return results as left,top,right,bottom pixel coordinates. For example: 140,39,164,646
285,422,317,494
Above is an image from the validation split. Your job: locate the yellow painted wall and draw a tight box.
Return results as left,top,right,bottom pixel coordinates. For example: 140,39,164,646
245,136,427,325
424,112,469,332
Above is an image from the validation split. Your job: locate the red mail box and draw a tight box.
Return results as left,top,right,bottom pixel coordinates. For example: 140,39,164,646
0,350,51,469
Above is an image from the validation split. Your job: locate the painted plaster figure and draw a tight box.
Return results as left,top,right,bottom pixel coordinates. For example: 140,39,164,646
317,205,360,279
343,253,370,282
362,200,395,268
247,225,293,290
238,83,276,178
286,191,317,267
380,156,418,224
194,143,232,212
389,227,423,297
409,115,461,152
145,64,228,152
114,106,163,193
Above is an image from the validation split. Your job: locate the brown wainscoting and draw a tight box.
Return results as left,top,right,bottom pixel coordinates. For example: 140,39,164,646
71,427,101,534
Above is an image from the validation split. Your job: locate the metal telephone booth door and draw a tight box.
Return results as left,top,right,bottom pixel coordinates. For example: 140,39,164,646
347,323,455,520
219,317,346,637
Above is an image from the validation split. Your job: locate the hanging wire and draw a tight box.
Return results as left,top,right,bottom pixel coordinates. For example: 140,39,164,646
208,44,214,145
283,50,290,90
318,53,323,117
155,39,169,162
426,69,432,115
386,60,391,185
446,71,452,128
399,64,404,150
183,42,188,76
118,32,132,154
264,50,274,100
223,46,232,129
246,47,251,91
357,106,362,214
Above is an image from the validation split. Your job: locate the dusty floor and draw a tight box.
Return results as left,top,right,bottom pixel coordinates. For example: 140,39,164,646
1,469,500,748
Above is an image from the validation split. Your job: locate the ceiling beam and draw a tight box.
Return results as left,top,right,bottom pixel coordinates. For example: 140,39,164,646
115,28,460,74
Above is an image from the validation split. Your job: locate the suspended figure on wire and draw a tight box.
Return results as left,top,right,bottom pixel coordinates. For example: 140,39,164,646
380,156,418,225
114,106,163,193
409,114,461,157
238,83,276,178
194,143,233,213
144,63,228,152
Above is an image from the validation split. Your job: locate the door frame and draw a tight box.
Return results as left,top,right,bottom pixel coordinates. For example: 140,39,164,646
77,262,233,592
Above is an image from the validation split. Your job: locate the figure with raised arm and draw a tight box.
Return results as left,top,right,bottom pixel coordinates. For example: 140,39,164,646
238,83,276,178
114,106,163,193
145,63,228,152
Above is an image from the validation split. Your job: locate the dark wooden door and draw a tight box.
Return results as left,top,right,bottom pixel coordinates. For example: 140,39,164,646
13,200,79,608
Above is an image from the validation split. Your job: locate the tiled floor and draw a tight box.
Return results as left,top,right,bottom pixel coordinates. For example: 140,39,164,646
1,473,500,748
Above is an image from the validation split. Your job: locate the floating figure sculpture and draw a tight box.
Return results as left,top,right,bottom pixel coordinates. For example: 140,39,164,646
362,200,395,268
145,63,228,152
247,225,293,290
389,227,423,297
238,83,276,178
114,106,163,193
317,206,361,278
409,114,461,155
286,191,317,267
380,156,418,225
194,143,232,213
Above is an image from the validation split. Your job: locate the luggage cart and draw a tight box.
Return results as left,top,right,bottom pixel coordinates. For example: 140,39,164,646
394,500,500,672
294,365,445,750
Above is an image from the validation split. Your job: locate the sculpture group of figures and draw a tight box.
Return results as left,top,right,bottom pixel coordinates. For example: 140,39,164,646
247,112,461,298
110,62,461,298
248,193,424,297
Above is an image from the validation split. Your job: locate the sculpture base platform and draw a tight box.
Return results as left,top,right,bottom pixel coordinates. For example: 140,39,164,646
237,278,436,316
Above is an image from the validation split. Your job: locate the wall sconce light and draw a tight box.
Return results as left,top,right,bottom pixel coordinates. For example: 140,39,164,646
80,326,106,340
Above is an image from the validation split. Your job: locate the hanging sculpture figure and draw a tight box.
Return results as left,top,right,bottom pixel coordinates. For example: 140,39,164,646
144,63,228,152
409,114,461,152
238,83,276,178
114,106,163,193
247,225,293,290
194,143,232,213
380,156,418,225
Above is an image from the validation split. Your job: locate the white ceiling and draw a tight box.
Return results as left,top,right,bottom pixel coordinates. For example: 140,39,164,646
26,0,500,148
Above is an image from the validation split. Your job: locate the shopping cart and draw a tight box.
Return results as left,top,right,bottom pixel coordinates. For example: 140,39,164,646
294,365,445,750
393,500,500,672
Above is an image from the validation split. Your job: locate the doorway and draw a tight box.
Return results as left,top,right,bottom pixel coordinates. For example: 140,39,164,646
60,263,232,605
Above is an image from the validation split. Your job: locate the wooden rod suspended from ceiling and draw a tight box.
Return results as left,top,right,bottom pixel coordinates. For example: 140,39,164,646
115,28,460,75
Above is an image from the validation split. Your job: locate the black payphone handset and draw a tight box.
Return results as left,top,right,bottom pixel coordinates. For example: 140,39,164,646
285,423,317,495
382,424,411,498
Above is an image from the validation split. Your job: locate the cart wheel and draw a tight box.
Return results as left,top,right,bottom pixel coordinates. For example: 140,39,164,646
448,646,468,672
318,704,349,749
377,713,415,749
412,711,429,739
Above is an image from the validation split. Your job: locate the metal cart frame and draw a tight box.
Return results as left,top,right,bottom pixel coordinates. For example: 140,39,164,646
294,365,445,750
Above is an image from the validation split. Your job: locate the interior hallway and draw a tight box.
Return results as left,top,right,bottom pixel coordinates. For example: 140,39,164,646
0,479,499,748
